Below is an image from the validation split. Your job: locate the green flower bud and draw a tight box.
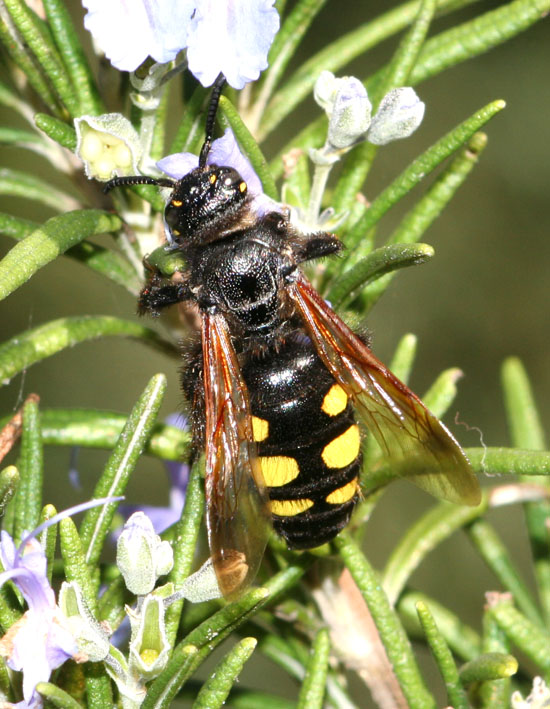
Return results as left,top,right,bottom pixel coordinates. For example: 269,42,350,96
117,512,174,596
128,590,171,680
367,87,425,146
314,70,372,151
179,557,223,603
59,582,110,662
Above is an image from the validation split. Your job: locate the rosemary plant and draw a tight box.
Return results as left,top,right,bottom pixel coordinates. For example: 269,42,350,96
0,1,549,707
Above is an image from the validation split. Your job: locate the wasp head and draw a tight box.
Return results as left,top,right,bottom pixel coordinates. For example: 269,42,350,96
164,165,249,246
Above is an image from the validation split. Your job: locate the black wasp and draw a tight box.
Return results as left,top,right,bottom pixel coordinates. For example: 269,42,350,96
106,80,481,599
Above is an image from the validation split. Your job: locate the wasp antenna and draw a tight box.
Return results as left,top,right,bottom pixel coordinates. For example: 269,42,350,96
199,74,227,168
103,175,176,194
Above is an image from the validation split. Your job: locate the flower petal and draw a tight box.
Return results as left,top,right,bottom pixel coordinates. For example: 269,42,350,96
186,0,280,89
156,153,199,180
157,128,262,196
7,608,76,703
0,533,55,611
82,0,195,72
157,129,280,218
208,129,263,195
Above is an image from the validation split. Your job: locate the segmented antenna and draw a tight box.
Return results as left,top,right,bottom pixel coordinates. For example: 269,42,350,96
103,175,176,194
199,74,227,168
103,76,226,194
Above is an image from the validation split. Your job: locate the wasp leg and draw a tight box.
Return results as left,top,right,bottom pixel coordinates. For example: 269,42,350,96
138,271,188,316
294,233,342,265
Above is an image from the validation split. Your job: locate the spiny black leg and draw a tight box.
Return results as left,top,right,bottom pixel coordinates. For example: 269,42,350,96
294,234,342,264
138,272,187,316
198,74,227,168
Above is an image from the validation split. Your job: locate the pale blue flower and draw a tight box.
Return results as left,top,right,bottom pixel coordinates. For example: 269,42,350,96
82,0,193,72
186,0,280,89
0,533,77,707
82,0,279,89
0,498,122,707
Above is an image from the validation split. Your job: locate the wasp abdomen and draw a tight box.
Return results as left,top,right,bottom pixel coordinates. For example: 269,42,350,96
243,336,361,550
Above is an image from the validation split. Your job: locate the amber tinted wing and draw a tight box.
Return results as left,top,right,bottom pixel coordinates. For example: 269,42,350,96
201,312,270,599
290,276,481,506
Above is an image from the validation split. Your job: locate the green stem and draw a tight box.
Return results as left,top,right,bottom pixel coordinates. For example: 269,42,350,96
345,101,505,263
218,95,278,200
14,398,43,542
249,0,328,132
165,463,205,647
501,358,550,628
358,132,487,311
398,591,481,662
467,519,543,627
416,601,468,709
0,316,172,385
0,209,121,301
296,629,330,709
41,0,102,115
79,374,167,569
479,598,513,707
259,0,477,140
487,594,550,671
333,0,437,212
192,638,257,709
3,0,78,115
335,532,435,709
383,499,487,605
0,13,61,115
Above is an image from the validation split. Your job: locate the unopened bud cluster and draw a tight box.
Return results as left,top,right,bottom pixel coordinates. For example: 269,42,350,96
311,70,425,165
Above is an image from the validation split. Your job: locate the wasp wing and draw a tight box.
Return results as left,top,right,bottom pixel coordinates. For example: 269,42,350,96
201,311,270,599
290,275,481,506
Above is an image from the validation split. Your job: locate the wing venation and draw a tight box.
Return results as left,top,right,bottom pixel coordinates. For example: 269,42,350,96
290,275,481,506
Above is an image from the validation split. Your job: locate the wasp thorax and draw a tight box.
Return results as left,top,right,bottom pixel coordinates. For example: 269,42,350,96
164,165,248,245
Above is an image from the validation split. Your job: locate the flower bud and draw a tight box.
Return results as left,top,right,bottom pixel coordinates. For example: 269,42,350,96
314,71,372,150
128,591,170,680
116,512,173,596
59,582,110,662
179,557,222,602
512,677,550,709
75,113,142,181
367,87,425,146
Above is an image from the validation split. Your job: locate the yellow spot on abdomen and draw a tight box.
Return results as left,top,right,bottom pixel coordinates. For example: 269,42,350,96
239,181,247,192
270,498,313,517
260,456,299,487
326,478,359,504
321,384,348,416
321,425,361,469
252,416,269,442
171,199,182,207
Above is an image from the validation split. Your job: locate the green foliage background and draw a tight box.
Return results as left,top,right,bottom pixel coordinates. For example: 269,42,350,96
1,1,549,487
